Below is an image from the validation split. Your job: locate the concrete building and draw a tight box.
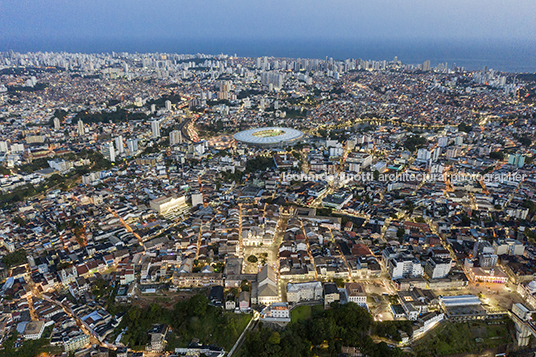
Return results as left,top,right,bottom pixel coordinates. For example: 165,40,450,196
151,120,161,138
493,239,525,256
150,195,187,215
323,282,340,307
77,119,84,136
286,281,323,303
260,302,290,322
388,256,424,280
23,320,45,340
425,257,452,279
127,138,139,154
345,282,367,307
101,141,115,162
115,136,124,154
253,265,279,305
169,130,182,145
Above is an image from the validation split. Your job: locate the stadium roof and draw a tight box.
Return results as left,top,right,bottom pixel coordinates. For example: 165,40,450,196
233,127,304,146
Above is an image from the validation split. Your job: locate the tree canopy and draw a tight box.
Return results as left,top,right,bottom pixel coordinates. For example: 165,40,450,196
241,302,409,357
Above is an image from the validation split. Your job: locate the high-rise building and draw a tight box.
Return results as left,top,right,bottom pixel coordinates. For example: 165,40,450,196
53,117,61,130
151,120,161,138
101,142,115,162
114,136,124,154
77,119,84,136
0,141,8,152
446,147,458,159
165,100,172,111
127,138,138,154
423,60,431,72
417,148,431,161
508,154,525,168
261,72,284,90
169,130,182,146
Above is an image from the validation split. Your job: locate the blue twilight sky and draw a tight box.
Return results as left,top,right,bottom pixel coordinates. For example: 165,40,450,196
1,0,535,44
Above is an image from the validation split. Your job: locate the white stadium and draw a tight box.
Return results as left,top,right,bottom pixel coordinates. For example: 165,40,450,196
233,127,305,147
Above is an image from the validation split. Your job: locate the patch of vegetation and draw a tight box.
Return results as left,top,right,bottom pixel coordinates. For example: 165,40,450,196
76,108,147,124
458,122,473,133
290,305,312,323
412,320,514,356
1,249,27,269
0,165,11,175
489,151,504,160
245,155,274,173
0,331,50,357
7,83,48,93
515,134,532,147
372,320,412,342
118,295,251,351
240,302,408,357
403,135,427,152
145,94,182,109
17,158,52,174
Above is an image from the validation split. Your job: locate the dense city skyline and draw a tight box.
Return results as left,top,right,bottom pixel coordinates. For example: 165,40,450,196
1,2,536,356
2,1,536,72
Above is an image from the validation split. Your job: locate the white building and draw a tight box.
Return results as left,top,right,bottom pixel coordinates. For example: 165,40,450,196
77,119,84,136
517,281,536,310
347,152,372,168
150,195,187,215
345,283,367,307
252,265,279,305
48,159,73,173
417,148,431,161
191,192,203,207
23,320,45,340
10,143,24,153
493,239,525,256
286,281,323,303
115,136,124,154
425,257,452,279
170,130,183,145
0,141,8,152
260,303,290,321
389,256,424,280
101,141,115,162
151,120,161,138
127,138,139,154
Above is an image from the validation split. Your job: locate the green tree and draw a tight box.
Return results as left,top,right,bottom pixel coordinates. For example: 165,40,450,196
2,249,27,268
458,122,472,133
241,279,251,292
268,331,281,345
403,135,427,152
489,151,504,160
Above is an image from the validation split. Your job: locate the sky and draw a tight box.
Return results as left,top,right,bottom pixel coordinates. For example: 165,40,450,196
1,0,535,45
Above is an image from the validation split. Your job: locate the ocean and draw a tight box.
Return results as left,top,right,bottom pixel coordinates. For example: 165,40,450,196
1,37,535,73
